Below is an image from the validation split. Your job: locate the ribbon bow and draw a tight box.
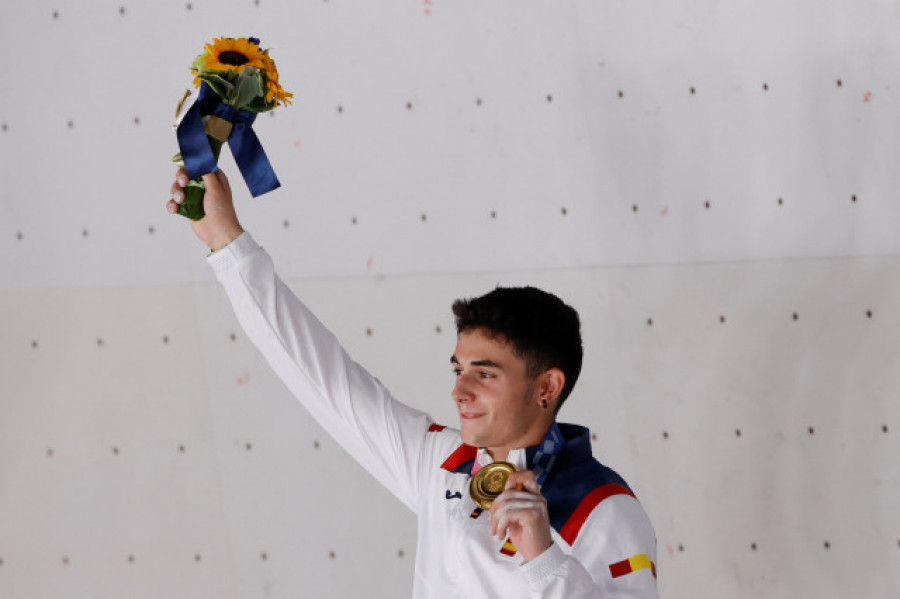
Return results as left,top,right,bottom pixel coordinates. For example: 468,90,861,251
176,82,280,197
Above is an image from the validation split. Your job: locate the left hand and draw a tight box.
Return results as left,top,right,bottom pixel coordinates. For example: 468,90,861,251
488,470,553,562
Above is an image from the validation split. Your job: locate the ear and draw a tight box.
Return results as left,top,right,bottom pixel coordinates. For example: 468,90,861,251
537,368,566,408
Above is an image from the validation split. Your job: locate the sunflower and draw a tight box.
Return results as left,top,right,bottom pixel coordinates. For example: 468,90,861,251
259,54,293,106
191,37,292,108
194,37,268,76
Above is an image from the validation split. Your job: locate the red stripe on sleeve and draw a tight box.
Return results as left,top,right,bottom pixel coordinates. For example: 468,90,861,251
428,423,446,432
559,483,635,545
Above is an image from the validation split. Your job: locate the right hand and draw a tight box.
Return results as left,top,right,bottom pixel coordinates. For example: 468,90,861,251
168,167,244,251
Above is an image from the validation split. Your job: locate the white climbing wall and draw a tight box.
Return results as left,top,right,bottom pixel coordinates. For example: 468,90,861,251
1,0,898,597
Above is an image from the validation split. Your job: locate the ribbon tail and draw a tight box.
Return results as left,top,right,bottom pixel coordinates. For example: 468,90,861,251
228,122,280,197
175,100,219,180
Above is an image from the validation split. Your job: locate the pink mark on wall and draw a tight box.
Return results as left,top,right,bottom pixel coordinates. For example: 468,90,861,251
863,91,872,103
366,256,374,272
423,0,433,16
237,371,251,386
660,205,669,216
294,139,302,147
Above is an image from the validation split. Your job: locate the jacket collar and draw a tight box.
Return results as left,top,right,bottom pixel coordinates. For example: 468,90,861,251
439,423,591,474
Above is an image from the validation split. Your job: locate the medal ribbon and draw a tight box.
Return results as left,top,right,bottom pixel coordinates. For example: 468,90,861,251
528,422,564,487
176,82,280,198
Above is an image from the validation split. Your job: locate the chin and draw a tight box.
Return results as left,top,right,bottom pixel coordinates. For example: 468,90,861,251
458,425,482,448
459,429,475,446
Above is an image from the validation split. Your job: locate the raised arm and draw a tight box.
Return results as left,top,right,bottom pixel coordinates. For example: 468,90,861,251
168,169,436,510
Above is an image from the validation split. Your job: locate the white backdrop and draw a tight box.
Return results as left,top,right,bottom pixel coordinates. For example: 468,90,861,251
1,1,898,597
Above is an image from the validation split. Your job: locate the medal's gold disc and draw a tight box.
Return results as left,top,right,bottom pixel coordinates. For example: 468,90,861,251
469,461,518,509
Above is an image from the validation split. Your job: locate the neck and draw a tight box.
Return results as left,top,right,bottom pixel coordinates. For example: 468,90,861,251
485,447,510,463
485,420,555,463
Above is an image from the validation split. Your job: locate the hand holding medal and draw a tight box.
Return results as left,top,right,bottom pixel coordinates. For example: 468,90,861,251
487,469,554,563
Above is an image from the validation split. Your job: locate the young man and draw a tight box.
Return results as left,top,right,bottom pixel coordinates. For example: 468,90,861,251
167,170,660,598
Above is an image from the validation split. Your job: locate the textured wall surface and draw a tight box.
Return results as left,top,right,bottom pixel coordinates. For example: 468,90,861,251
1,1,898,598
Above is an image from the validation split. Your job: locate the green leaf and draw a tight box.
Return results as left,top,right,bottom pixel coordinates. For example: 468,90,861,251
198,73,234,99
231,68,263,109
191,53,209,74
246,96,276,113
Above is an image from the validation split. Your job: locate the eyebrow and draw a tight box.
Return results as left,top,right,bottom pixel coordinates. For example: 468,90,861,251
450,356,503,369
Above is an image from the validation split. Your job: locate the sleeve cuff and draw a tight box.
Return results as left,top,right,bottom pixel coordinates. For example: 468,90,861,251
521,542,568,589
206,232,260,276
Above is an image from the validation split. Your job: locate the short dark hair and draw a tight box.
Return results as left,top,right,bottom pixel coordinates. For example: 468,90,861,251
451,286,583,408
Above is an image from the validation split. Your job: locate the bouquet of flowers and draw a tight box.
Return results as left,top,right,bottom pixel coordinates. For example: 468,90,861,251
173,37,292,220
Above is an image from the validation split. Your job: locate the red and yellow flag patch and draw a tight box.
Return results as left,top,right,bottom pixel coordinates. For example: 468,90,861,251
499,539,518,557
609,554,656,579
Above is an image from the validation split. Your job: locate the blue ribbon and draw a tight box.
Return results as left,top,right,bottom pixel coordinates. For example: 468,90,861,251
176,82,280,197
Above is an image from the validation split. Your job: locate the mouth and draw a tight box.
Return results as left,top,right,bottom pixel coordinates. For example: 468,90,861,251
458,411,485,420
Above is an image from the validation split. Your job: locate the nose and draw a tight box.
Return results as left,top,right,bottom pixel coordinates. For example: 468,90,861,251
452,372,474,403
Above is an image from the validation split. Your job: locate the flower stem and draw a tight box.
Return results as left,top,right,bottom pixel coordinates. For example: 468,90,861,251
178,136,224,221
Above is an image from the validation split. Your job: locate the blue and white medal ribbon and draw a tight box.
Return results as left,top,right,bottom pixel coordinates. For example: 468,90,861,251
529,422,564,487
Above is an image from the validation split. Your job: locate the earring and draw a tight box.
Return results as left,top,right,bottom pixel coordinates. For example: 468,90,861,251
541,399,548,409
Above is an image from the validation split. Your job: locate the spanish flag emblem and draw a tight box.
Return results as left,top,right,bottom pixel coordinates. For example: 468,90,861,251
609,554,656,579
499,539,517,557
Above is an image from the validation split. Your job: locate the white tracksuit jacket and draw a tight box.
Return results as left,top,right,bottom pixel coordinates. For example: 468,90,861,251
209,233,660,599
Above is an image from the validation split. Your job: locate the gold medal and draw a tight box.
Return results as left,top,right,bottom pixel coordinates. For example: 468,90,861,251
469,461,519,509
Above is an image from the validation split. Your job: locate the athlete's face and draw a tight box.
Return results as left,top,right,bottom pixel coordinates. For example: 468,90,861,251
451,329,548,462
